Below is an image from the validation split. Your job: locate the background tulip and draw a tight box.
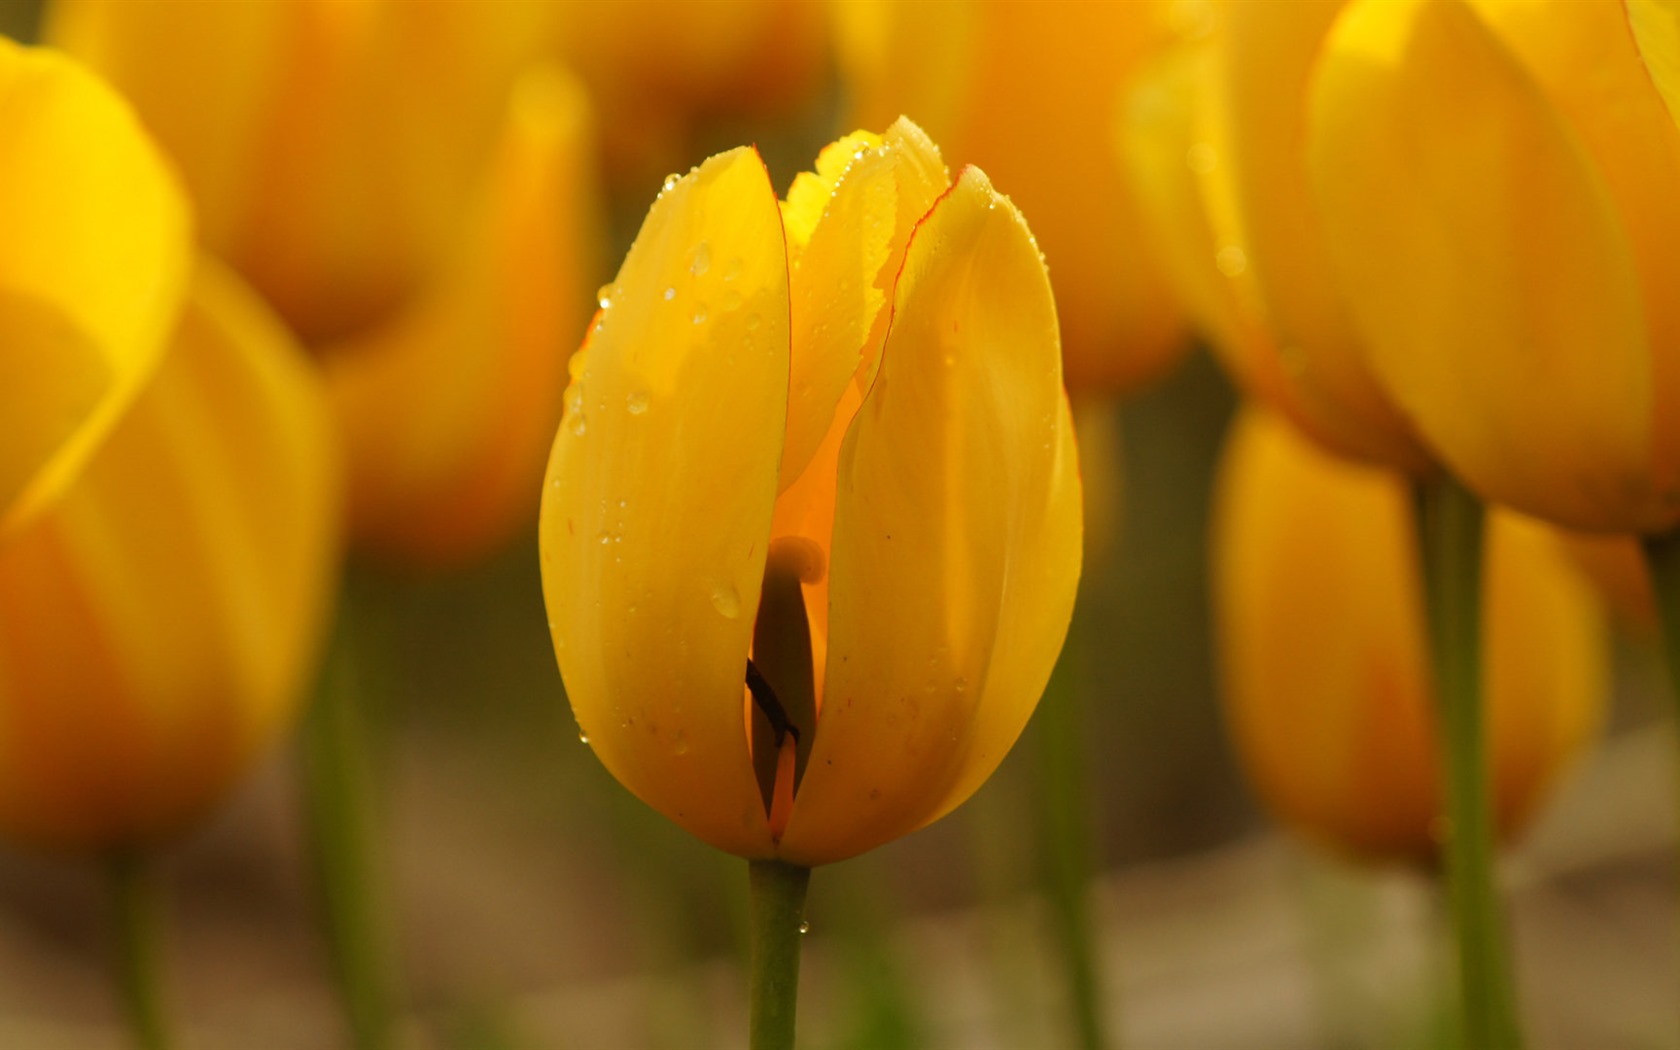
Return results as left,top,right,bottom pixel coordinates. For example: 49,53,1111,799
1307,0,1680,534
1214,407,1605,863
832,0,1189,394
541,121,1081,869
1118,0,1432,471
0,259,339,852
0,37,189,534
51,0,602,569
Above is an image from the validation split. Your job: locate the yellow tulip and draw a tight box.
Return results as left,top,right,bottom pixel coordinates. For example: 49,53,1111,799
540,120,1082,867
1303,0,1680,533
0,259,340,853
1118,1,1432,471
833,0,1189,395
0,38,190,534
1214,407,1605,863
51,0,602,567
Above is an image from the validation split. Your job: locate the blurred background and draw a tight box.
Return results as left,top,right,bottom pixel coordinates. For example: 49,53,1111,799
1,0,1678,1047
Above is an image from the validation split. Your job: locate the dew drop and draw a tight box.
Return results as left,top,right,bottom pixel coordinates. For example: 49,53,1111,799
710,583,741,619
626,391,650,415
798,921,811,935
691,241,712,277
567,412,587,437
955,676,968,693
723,256,743,281
578,731,591,745
692,304,709,325
1215,245,1247,277
663,286,676,301
661,172,681,193
746,313,762,332
597,283,615,309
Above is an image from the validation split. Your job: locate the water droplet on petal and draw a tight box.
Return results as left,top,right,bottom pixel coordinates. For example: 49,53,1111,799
798,921,811,935
691,241,712,277
663,286,676,301
692,304,709,325
597,284,615,309
710,583,740,619
662,173,681,193
626,391,650,415
1215,245,1247,277
578,731,591,745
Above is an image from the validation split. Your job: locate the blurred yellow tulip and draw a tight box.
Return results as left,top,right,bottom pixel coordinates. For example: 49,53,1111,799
1214,407,1605,863
0,38,190,534
1118,0,1432,471
0,260,340,853
1307,0,1680,533
834,0,1190,395
540,120,1082,867
51,0,603,568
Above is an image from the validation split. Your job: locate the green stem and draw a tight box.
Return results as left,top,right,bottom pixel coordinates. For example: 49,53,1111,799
108,852,173,1050
747,859,811,1050
1416,477,1521,1050
1641,532,1680,728
1035,632,1108,1049
300,610,397,1050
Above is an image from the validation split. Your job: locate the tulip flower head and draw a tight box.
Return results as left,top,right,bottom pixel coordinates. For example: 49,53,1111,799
0,260,340,853
1214,408,1605,863
540,119,1081,867
1306,0,1680,533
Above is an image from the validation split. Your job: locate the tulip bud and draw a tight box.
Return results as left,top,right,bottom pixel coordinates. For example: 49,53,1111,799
1214,407,1605,862
541,120,1082,866
0,262,340,852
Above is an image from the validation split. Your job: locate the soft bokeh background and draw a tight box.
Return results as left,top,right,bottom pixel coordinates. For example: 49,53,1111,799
2,1,1677,1047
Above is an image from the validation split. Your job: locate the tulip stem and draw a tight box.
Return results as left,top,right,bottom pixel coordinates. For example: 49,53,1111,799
1416,477,1521,1050
301,608,398,1050
108,851,174,1050
747,859,811,1050
1641,531,1680,729
1035,624,1110,1050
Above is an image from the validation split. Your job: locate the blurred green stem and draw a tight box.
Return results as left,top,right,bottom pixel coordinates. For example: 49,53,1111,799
1035,624,1109,1049
301,606,398,1050
1416,478,1520,1050
747,859,810,1050
109,851,173,1050
1641,532,1680,729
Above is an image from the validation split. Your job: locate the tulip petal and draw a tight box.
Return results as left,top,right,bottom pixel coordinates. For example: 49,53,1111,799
540,147,787,858
0,41,191,533
1628,0,1680,131
1466,0,1680,514
327,65,601,568
0,259,340,851
1211,0,1428,470
779,168,1080,866
780,118,948,493
1309,0,1661,530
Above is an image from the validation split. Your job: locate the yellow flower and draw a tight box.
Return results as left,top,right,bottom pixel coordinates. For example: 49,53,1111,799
1306,0,1680,533
52,0,603,567
540,120,1082,867
0,39,190,534
1214,407,1605,863
1118,1,1432,471
0,259,340,853
833,0,1190,395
